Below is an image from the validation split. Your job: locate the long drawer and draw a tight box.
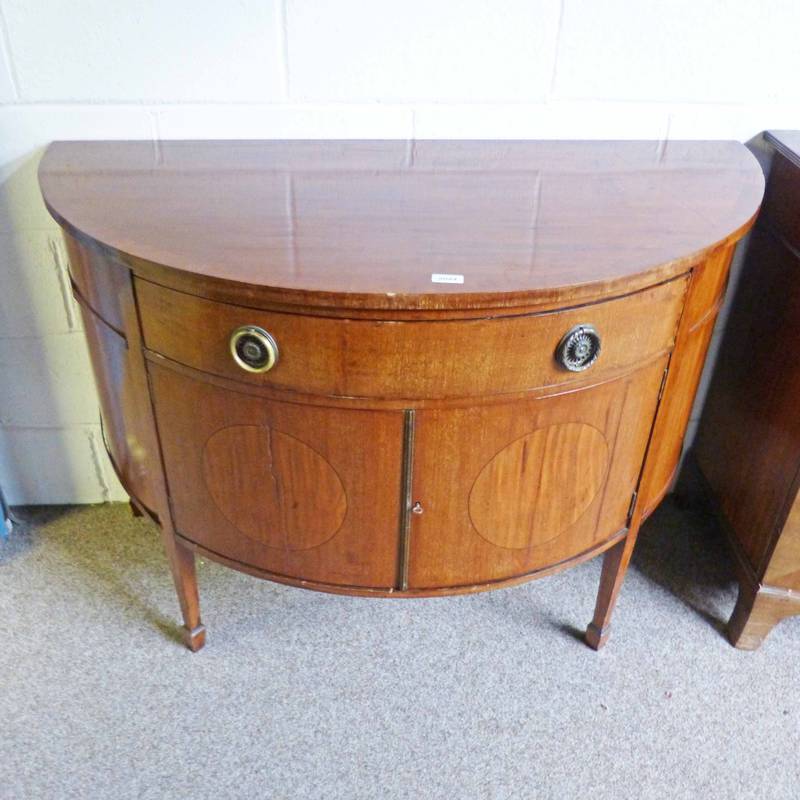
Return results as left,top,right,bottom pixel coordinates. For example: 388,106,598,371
135,276,688,400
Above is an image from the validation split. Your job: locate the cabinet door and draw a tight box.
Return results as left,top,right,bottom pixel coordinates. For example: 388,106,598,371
149,364,404,589
80,304,161,514
407,358,668,589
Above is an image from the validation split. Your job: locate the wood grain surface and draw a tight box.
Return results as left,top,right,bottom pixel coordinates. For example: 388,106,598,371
40,139,763,312
149,362,405,589
135,274,687,400
407,357,667,589
693,133,800,649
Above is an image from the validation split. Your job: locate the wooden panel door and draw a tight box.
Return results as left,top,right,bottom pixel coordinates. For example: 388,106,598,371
407,358,669,589
148,364,404,589
78,302,161,514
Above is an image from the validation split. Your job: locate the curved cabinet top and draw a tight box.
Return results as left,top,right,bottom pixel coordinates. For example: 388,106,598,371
39,139,764,313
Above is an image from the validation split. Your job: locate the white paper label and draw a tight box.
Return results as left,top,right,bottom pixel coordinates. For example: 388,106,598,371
431,273,464,284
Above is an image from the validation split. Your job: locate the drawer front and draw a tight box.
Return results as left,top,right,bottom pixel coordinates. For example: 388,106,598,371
136,276,688,400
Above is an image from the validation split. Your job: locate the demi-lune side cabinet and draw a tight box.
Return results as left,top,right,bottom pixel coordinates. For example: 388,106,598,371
38,140,763,650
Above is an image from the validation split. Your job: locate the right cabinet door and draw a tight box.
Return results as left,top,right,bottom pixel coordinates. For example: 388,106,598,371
407,358,669,590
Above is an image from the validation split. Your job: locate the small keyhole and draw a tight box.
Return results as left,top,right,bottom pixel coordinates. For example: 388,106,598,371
411,502,424,515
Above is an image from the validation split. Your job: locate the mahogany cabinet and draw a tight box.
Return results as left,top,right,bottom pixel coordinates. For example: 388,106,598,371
38,140,763,651
692,131,800,649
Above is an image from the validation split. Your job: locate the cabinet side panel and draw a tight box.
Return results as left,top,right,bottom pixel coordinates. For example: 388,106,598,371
638,245,735,517
760,153,800,251
64,234,129,334
695,229,800,577
77,303,159,512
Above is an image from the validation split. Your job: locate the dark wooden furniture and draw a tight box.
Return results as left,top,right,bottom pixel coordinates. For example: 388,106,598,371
38,140,763,651
693,131,800,649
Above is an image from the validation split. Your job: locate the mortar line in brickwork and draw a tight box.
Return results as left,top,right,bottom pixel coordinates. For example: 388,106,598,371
278,0,290,100
0,4,20,101
547,0,566,102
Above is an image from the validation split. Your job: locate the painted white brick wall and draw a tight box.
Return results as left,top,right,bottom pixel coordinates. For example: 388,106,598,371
0,0,798,504
286,1,562,102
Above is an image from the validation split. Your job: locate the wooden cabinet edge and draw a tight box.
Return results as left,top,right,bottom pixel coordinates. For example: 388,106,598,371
175,526,629,598
50,194,760,318
75,262,207,651
636,244,737,515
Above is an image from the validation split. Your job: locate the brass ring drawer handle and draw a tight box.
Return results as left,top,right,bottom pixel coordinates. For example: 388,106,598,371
555,324,601,372
230,326,279,373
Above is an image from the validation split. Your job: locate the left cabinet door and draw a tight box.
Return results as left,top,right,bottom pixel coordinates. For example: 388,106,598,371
148,363,404,590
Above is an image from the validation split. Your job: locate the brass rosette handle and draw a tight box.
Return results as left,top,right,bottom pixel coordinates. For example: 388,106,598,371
230,326,279,373
555,324,601,372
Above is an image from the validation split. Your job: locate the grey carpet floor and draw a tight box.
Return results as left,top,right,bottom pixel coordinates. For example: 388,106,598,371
1,498,798,800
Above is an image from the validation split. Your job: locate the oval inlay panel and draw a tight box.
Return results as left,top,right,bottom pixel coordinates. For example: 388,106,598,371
468,423,609,549
202,425,347,550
